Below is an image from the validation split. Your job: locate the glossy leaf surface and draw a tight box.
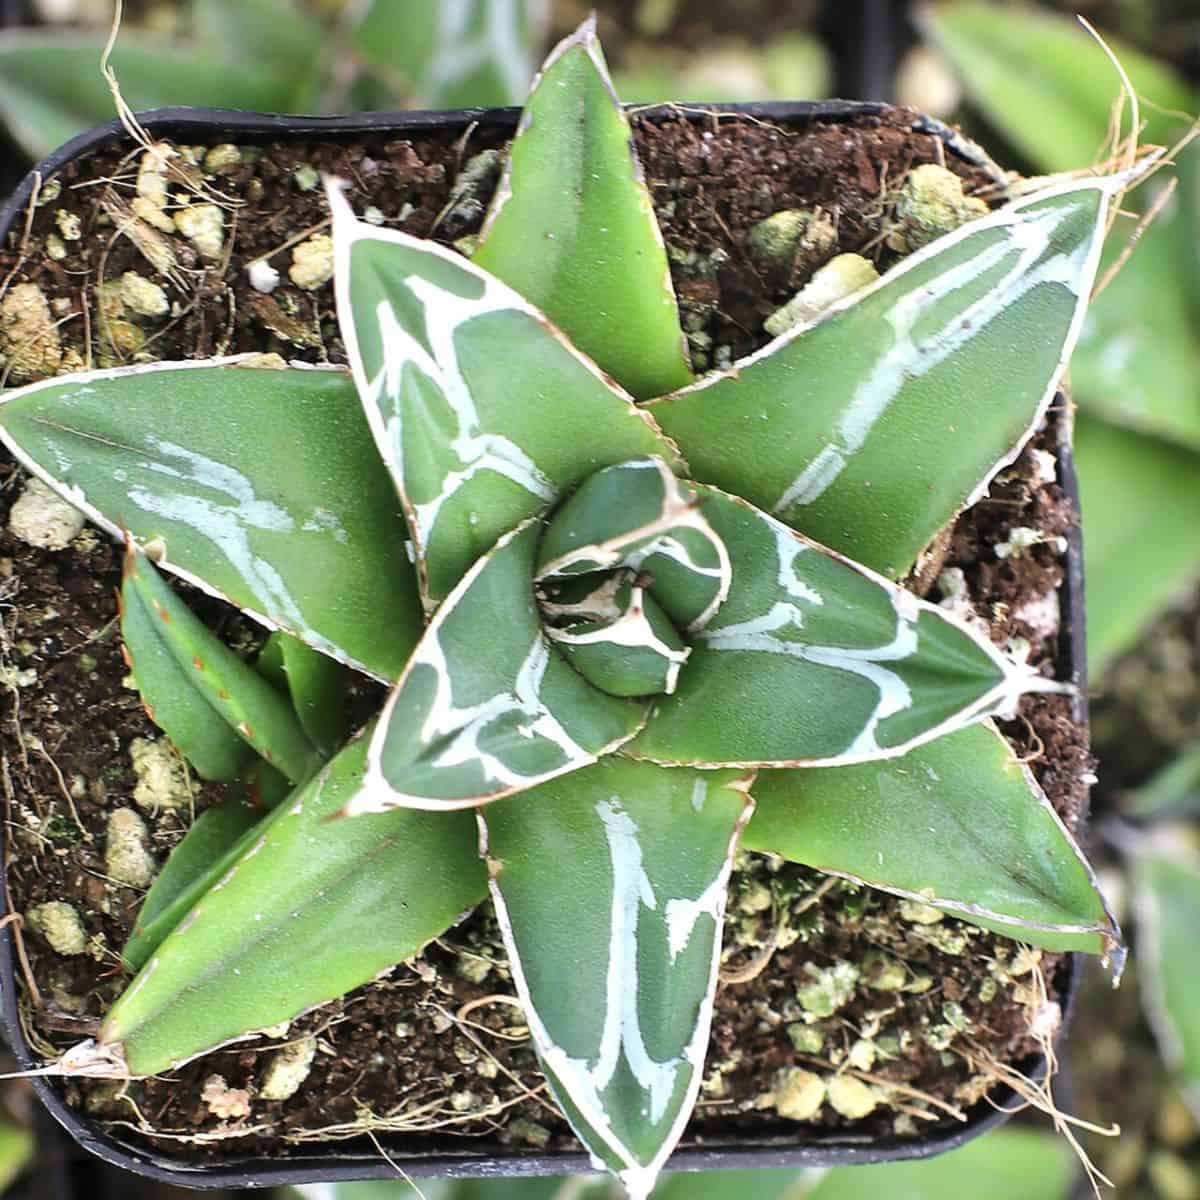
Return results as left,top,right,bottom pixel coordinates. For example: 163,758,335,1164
744,722,1118,954
1135,850,1200,1112
648,179,1114,579
121,549,321,786
482,758,752,1199
354,522,645,814
330,186,680,607
629,490,1024,767
474,19,693,400
0,359,422,680
102,731,487,1076
1075,416,1200,673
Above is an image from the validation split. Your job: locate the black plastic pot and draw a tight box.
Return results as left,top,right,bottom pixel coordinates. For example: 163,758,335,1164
0,100,1088,1190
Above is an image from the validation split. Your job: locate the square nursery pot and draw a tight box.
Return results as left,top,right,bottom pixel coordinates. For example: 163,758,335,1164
0,99,1092,1190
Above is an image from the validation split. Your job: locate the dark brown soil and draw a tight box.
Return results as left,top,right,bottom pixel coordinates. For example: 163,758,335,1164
0,109,1092,1168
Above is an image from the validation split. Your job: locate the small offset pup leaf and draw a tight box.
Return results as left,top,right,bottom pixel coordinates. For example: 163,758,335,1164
628,489,1043,769
257,631,349,758
481,757,753,1200
329,182,681,608
121,548,322,786
474,18,694,400
1075,415,1200,674
350,0,547,108
101,729,487,1076
1134,849,1200,1113
0,358,422,680
351,522,645,815
647,176,1119,580
744,722,1119,955
0,32,297,160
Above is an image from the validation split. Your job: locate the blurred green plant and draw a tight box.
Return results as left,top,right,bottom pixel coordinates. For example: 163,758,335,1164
280,1125,1074,1199
0,0,550,161
918,1,1200,675
0,1114,32,1195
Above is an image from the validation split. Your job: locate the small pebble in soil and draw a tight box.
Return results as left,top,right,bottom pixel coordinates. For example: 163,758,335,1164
129,737,197,813
201,1074,252,1120
507,1117,551,1148
204,144,242,175
247,259,282,294
826,1075,879,1119
764,252,879,338
118,272,170,318
25,901,88,956
105,808,156,888
797,961,859,1019
174,203,225,261
289,235,335,291
54,209,82,242
259,1035,317,1101
7,477,85,550
744,208,836,284
0,282,62,381
886,164,988,253
772,1067,826,1121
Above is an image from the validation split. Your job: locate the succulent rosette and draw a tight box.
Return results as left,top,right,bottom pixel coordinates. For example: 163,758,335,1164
0,20,1129,1198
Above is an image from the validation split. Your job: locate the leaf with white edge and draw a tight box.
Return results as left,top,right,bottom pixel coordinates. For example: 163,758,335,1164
257,631,349,759
328,182,682,608
473,17,693,400
351,522,646,815
121,548,322,786
628,489,1050,767
0,358,422,680
98,729,486,1077
481,757,754,1200
647,177,1119,579
744,721,1120,956
1134,849,1200,1113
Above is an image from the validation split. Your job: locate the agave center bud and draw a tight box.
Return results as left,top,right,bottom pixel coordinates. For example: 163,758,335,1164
533,458,732,699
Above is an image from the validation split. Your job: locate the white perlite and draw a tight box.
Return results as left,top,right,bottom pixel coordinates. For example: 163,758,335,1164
289,235,335,290
259,1035,318,1100
201,1074,252,1119
8,477,85,549
248,259,281,294
26,901,87,956
174,204,225,260
130,737,197,813
105,808,156,888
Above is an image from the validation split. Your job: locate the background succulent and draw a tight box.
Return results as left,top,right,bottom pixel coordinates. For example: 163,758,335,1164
0,18,1135,1199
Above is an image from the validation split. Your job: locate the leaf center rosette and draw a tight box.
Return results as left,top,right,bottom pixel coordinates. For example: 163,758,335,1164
534,459,728,700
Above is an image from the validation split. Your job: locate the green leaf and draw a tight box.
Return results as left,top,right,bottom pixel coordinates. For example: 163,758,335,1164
801,1126,1073,1200
473,18,693,400
122,548,321,785
349,0,546,108
259,631,349,758
1126,742,1200,820
351,521,645,815
1134,850,1200,1113
191,0,328,109
481,757,753,1200
0,32,297,160
0,358,423,681
744,721,1118,955
123,793,264,971
917,2,1194,175
1074,415,1200,674
329,184,682,608
647,178,1117,580
100,728,487,1076
628,489,1039,768
0,1117,33,1195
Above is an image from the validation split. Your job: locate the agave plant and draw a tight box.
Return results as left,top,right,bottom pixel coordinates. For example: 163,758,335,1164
0,20,1128,1199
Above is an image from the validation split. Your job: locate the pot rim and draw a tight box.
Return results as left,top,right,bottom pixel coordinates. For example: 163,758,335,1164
0,98,1083,1189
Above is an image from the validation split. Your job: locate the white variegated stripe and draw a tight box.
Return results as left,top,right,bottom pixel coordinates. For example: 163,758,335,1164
648,166,1151,530
478,779,755,1200
327,178,674,609
352,521,643,815
0,356,382,679
548,584,692,694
